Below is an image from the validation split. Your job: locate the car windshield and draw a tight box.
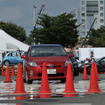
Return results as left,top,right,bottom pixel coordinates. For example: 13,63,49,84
30,46,67,57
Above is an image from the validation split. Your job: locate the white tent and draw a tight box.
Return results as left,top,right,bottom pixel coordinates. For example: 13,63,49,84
0,29,29,52
0,29,29,61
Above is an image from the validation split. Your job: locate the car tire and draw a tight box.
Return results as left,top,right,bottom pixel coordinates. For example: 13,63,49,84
25,71,33,84
87,66,91,75
4,60,10,66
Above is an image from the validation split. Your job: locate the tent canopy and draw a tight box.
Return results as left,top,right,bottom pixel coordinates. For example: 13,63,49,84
6,43,20,50
0,29,29,52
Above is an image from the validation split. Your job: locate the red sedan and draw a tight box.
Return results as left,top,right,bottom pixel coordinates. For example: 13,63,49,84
21,44,73,84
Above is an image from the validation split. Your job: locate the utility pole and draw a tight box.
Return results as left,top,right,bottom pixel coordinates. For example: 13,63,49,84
33,5,37,27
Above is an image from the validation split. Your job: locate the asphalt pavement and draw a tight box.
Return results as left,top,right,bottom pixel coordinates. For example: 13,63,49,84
0,74,105,105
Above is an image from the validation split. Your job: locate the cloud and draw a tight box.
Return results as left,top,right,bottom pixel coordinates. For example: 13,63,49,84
0,0,35,35
0,0,80,35
0,7,24,21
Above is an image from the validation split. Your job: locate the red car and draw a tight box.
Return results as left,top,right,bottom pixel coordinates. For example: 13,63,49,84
21,44,74,84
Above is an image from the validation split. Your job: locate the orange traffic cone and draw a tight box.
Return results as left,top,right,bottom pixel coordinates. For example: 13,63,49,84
4,65,12,83
39,63,52,98
15,96,26,100
87,62,102,93
1,69,4,76
82,65,88,80
13,63,26,95
2,65,6,76
95,64,99,81
11,67,15,76
3,65,6,76
63,62,78,97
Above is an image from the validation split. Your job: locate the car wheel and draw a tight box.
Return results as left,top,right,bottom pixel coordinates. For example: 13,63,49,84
87,66,91,75
23,69,26,83
4,60,10,66
25,71,33,84
23,72,26,83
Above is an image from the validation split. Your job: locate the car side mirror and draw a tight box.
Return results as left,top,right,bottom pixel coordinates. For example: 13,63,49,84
21,55,27,59
69,54,74,58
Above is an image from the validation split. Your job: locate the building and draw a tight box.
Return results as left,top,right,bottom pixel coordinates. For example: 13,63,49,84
79,0,105,37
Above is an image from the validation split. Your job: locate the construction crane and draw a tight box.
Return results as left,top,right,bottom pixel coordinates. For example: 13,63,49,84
80,18,97,48
34,4,45,28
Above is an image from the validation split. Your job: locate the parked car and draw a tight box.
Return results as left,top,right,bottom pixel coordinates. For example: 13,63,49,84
2,51,25,66
79,57,105,74
21,44,74,84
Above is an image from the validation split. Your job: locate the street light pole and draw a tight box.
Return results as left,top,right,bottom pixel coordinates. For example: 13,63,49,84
33,5,37,27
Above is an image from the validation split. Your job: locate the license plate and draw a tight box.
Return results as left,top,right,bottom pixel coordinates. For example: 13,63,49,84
47,69,56,74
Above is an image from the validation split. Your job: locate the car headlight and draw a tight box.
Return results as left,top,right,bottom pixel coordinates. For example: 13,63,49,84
28,61,38,67
64,61,71,66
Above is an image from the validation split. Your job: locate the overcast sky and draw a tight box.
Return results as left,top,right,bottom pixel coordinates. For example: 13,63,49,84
0,0,80,35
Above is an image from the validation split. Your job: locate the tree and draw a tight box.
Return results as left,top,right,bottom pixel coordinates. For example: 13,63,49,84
25,35,35,45
0,21,26,42
87,26,105,47
30,13,79,48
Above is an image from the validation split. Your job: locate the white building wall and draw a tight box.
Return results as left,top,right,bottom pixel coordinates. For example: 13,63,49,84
94,14,100,29
79,0,105,37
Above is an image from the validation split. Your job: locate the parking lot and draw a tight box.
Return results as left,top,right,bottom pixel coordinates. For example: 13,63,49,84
0,73,105,105
1,0,105,105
